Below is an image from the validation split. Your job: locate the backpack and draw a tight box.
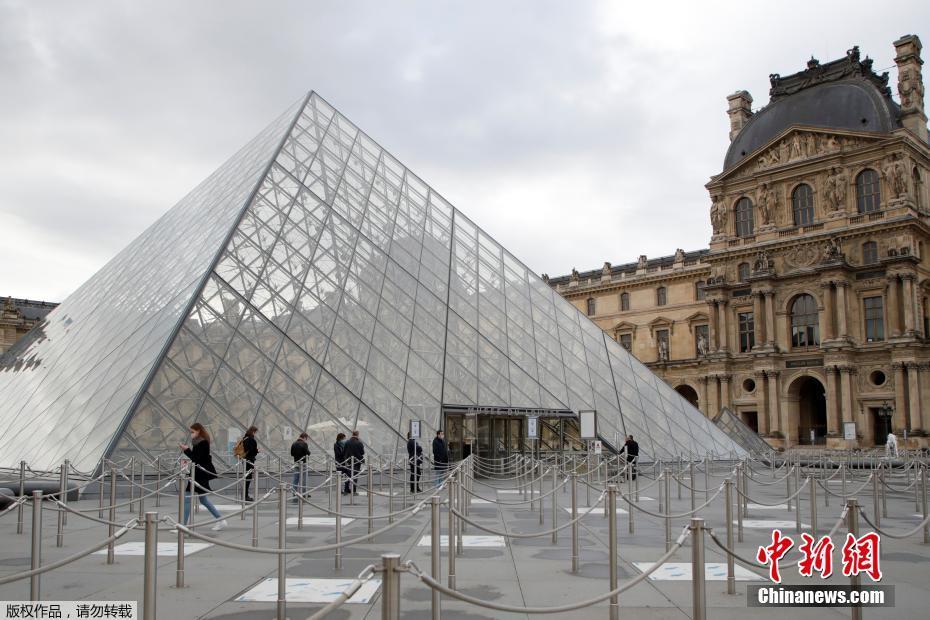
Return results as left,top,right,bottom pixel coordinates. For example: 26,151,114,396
233,438,246,459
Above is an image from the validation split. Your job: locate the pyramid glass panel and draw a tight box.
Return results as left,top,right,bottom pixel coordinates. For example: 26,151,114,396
0,92,745,471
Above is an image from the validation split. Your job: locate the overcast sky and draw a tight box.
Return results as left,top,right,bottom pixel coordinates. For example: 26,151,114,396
2,1,927,302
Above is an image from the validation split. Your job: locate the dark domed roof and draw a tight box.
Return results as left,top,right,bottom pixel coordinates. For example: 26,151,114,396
724,49,900,171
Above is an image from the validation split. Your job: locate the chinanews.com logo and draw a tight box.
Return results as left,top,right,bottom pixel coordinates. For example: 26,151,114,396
748,529,894,608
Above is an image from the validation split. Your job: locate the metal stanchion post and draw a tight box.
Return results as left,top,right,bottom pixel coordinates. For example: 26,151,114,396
847,498,861,620
677,457,682,500
842,463,847,501
98,463,106,520
277,484,287,620
56,462,66,547
30,491,42,600
691,518,706,620
551,464,558,544
795,474,802,533
586,453,591,507
155,456,161,508
368,465,374,539
810,476,817,536
608,484,619,620
538,462,544,526
252,489,259,548
724,480,735,595
689,461,695,512
457,473,464,552
448,477,456,589
786,465,793,511
297,461,304,530
704,456,710,504
381,553,401,620
17,460,26,534
881,468,887,519
138,461,146,523
175,470,185,588
335,472,343,570
665,468,672,551
873,471,881,529
742,463,749,517
922,466,928,544
571,473,578,573
129,457,135,514
736,470,744,543
430,496,441,620
107,466,117,565
143,512,158,620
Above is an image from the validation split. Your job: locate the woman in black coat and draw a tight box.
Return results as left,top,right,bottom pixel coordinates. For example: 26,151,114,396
179,423,227,530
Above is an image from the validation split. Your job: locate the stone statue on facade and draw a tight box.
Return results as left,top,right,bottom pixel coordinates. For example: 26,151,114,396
697,332,708,357
757,183,776,225
570,268,579,282
637,255,648,270
754,249,772,273
657,337,669,362
674,248,685,263
824,167,848,212
822,238,844,263
602,262,611,275
710,196,727,235
883,154,909,199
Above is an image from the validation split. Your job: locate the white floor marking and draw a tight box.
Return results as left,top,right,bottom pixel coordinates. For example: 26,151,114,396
633,562,765,581
236,577,380,603
562,505,627,515
417,535,505,547
93,542,211,557
736,519,809,529
747,503,789,510
285,517,355,526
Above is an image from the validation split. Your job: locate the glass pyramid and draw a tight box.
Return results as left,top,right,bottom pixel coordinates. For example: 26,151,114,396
0,93,745,471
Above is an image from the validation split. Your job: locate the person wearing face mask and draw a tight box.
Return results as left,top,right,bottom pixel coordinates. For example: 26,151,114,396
179,422,227,530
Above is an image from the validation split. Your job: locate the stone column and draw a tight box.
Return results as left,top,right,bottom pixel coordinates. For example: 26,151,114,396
888,275,902,337
903,274,917,335
839,367,854,425
699,376,710,415
764,290,776,348
767,370,781,437
708,301,719,352
825,366,840,436
919,364,930,433
718,300,729,352
755,371,769,434
821,281,835,341
707,375,719,417
907,362,921,431
835,281,849,340
720,375,731,409
752,292,764,349
893,362,908,430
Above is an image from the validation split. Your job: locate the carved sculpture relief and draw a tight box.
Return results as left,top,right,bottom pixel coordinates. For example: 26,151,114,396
751,131,866,174
757,183,777,226
824,166,849,212
710,195,727,235
783,244,821,269
882,154,909,199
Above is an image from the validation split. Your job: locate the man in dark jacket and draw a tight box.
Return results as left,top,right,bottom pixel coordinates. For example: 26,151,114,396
243,426,259,502
432,430,449,487
617,435,639,481
290,432,311,500
342,430,365,494
406,431,423,493
333,433,350,494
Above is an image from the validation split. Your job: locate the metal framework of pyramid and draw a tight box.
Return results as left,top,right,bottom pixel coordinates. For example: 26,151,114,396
712,407,776,460
0,92,745,471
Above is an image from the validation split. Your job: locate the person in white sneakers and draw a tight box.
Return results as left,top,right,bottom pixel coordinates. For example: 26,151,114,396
886,432,899,459
179,422,227,531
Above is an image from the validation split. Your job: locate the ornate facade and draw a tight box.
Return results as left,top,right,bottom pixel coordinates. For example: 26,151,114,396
550,35,930,449
0,297,57,354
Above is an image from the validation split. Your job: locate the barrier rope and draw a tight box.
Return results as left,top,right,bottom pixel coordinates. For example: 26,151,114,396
618,482,726,519
857,507,930,539
733,476,810,505
449,490,607,539
306,564,377,619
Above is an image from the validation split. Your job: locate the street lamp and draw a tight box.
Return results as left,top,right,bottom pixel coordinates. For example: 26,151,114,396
878,401,894,443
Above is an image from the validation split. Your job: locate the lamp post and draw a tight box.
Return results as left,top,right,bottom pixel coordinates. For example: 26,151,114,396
878,401,893,443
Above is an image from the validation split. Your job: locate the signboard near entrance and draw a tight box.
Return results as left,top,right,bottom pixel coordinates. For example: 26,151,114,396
409,419,421,440
843,422,856,441
579,410,597,440
527,416,538,439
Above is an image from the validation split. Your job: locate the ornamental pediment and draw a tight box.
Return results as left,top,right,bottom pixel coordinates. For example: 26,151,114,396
712,126,886,184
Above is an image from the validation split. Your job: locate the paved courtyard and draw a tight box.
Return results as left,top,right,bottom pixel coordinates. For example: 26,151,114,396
2,462,929,619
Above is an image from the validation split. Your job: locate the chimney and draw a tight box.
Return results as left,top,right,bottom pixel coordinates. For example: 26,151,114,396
894,34,928,143
726,91,753,141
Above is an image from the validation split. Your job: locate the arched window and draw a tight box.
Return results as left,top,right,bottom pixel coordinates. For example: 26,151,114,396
792,183,814,226
620,292,630,311
656,287,667,306
862,241,878,265
856,169,881,213
586,297,596,316
791,294,819,347
735,197,754,237
738,262,750,282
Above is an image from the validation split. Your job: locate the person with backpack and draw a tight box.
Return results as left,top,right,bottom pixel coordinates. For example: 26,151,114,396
617,435,639,481
290,432,311,501
342,430,365,495
333,432,350,495
406,431,423,493
179,422,227,530
432,430,449,487
238,426,259,502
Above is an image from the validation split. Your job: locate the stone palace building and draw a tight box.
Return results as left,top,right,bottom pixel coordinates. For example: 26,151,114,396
0,297,57,354
549,35,930,450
